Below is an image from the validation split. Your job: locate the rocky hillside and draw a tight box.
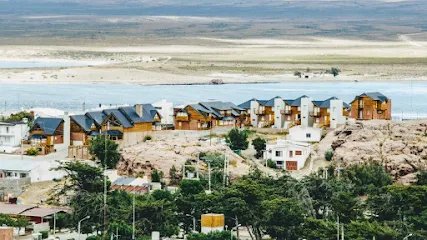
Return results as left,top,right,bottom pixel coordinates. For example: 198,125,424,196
330,120,427,184
117,134,250,182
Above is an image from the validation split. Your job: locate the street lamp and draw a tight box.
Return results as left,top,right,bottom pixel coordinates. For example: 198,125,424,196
403,233,413,240
186,214,196,232
230,224,241,240
77,215,90,240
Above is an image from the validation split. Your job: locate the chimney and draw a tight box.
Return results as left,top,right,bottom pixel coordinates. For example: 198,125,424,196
136,104,143,117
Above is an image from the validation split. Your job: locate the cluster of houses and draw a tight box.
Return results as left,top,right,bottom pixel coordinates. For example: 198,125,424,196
0,92,391,160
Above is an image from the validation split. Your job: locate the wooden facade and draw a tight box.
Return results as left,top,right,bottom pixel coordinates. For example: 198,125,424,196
350,95,392,120
175,105,213,130
29,121,64,155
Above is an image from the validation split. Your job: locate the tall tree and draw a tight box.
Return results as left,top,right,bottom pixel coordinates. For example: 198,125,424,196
252,137,266,159
89,135,121,169
226,128,249,151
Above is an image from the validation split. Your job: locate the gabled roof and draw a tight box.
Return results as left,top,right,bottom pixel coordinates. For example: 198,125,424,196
86,111,107,126
238,98,256,110
188,104,212,118
199,101,244,119
70,115,94,132
360,92,388,102
103,109,133,128
31,117,63,135
119,104,158,124
265,96,281,107
290,95,309,107
312,96,339,108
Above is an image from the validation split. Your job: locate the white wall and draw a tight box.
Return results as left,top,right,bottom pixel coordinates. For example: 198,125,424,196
63,112,70,147
250,100,260,128
301,98,314,128
0,123,28,149
274,98,285,129
263,140,311,170
288,126,322,142
330,100,347,129
153,99,174,125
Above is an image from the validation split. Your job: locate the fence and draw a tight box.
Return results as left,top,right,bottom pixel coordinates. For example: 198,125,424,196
392,112,427,121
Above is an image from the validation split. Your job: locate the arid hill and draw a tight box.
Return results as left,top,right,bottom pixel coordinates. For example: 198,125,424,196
330,120,427,184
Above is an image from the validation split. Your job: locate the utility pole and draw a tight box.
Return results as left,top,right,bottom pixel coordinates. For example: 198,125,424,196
53,212,56,239
132,185,136,240
103,128,108,240
341,224,344,240
207,160,212,193
337,215,340,240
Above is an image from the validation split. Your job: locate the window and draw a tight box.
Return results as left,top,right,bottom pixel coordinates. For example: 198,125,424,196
6,172,12,177
275,151,282,157
306,133,311,138
289,151,293,157
6,127,9,133
20,173,27,178
295,151,302,156
277,161,284,166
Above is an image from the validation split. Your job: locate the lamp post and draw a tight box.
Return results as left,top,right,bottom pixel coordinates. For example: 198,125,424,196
77,216,90,240
186,214,196,232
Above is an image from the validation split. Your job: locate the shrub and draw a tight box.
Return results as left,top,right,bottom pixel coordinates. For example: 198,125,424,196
188,231,237,240
86,236,98,240
144,135,152,141
151,169,164,182
230,159,237,167
267,159,277,169
226,128,249,151
40,230,49,239
252,137,266,159
27,147,39,156
325,149,334,161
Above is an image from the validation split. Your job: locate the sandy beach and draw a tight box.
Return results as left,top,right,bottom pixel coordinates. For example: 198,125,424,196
1,36,427,85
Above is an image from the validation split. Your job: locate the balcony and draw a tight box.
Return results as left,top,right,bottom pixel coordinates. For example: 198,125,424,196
280,109,292,115
378,104,388,111
310,112,320,117
254,109,266,115
175,115,189,121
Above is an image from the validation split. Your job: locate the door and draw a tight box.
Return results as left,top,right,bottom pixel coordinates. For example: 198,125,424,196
286,161,298,171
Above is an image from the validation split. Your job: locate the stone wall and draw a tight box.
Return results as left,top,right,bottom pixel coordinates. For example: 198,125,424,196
0,178,31,200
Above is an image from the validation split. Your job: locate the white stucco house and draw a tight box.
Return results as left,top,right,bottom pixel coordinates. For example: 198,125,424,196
263,140,312,171
0,160,41,182
152,99,174,126
0,120,29,153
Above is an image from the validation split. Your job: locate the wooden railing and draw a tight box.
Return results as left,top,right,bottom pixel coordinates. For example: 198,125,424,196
280,109,292,115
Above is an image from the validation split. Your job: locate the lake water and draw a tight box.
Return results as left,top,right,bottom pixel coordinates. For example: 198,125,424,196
0,82,426,116
0,61,94,69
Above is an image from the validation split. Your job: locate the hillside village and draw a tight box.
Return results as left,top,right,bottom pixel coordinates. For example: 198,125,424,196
2,90,426,240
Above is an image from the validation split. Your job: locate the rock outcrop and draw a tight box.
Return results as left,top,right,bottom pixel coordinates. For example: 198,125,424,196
330,120,427,182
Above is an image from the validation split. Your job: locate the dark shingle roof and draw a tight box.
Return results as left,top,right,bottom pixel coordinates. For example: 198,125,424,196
103,109,133,128
31,118,63,135
86,111,107,126
70,115,94,132
238,98,256,109
361,92,388,102
189,104,212,118
199,101,244,119
119,104,158,124
265,96,281,107
290,95,309,107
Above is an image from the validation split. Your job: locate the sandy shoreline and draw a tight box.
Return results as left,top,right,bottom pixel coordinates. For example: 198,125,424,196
1,36,427,85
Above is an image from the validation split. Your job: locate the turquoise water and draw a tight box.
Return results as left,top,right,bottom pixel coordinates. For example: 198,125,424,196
0,82,426,115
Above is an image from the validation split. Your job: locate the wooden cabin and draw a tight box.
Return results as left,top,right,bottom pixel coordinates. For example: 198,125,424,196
350,92,392,120
29,118,64,154
175,104,213,130
70,115,100,145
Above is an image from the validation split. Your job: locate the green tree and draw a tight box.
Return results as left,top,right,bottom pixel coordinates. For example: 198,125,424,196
331,190,363,223
252,137,266,159
14,216,30,234
262,198,305,240
226,128,249,151
188,231,236,240
151,169,163,182
324,149,334,161
416,171,427,185
89,135,120,169
50,162,107,234
52,213,71,232
169,165,179,185
342,162,392,195
327,67,341,77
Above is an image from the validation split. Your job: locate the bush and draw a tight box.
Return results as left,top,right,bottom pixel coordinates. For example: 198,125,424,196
27,147,39,156
151,169,164,182
252,137,266,159
342,162,392,195
226,128,249,151
267,159,277,169
39,230,49,239
324,150,334,161
144,135,152,142
188,231,236,240
86,236,98,240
